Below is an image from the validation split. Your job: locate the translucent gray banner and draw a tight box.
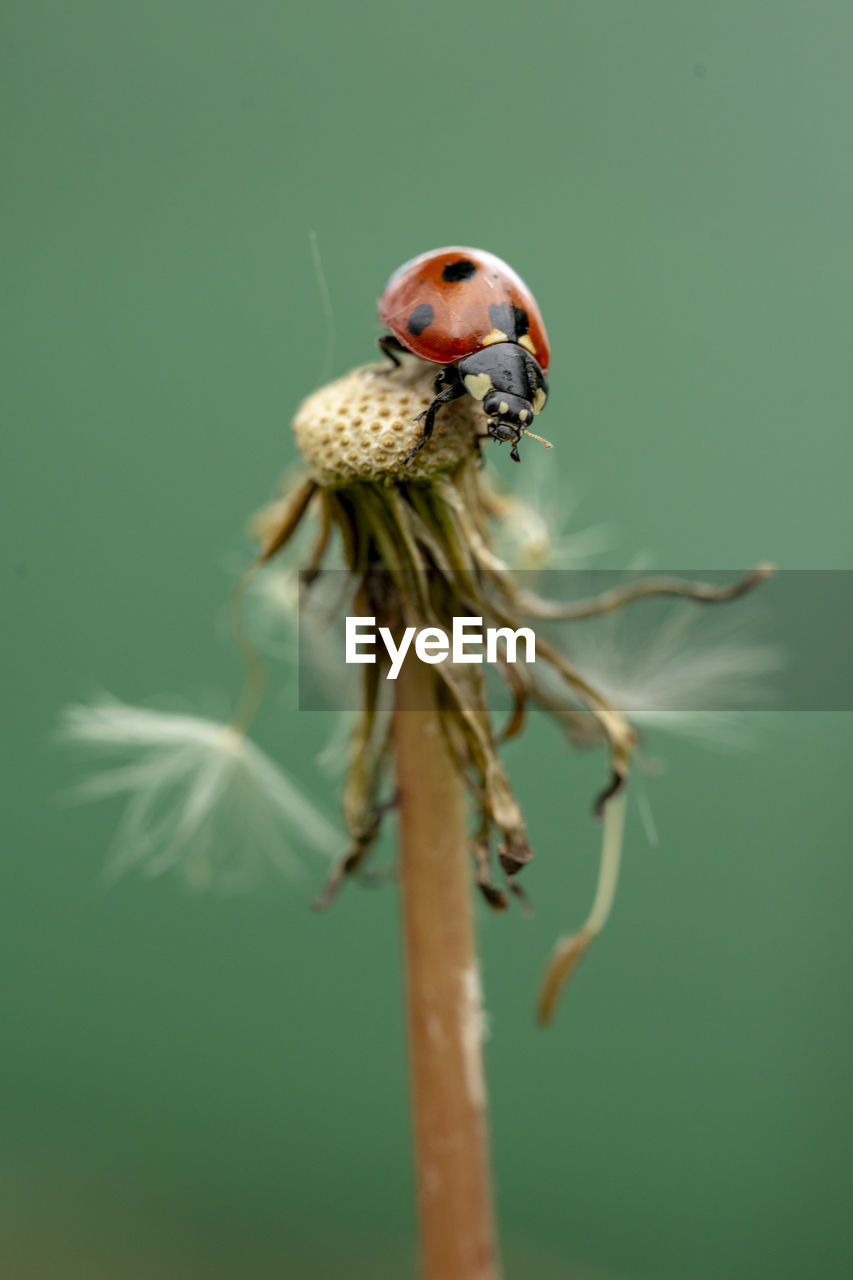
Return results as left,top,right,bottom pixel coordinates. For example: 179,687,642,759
295,570,853,714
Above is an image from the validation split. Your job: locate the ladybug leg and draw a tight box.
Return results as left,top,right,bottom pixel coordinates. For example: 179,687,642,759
510,444,522,463
404,368,466,464
377,333,408,369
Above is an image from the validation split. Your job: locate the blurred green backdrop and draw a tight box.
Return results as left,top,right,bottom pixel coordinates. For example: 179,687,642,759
3,2,852,1276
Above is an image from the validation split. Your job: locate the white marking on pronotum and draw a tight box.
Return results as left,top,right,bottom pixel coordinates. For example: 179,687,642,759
308,230,336,385
481,327,508,346
532,386,547,414
464,371,493,400
519,334,537,355
460,964,488,1110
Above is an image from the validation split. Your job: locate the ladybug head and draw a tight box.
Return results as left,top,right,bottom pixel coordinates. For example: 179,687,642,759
482,391,535,439
482,389,553,460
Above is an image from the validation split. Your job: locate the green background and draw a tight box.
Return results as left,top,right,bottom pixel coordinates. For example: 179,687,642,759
3,2,852,1276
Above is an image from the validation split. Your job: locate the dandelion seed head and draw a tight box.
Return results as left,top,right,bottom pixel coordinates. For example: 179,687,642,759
292,362,481,486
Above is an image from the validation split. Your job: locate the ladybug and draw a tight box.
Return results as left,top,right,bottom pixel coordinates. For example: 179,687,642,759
378,247,552,464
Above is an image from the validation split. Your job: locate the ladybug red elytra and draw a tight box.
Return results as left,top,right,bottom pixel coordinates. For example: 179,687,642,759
377,247,552,464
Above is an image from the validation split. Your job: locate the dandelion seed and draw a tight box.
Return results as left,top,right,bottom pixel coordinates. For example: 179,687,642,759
315,708,360,776
634,773,660,848
242,563,358,769
242,564,302,662
58,697,341,891
543,598,783,748
489,452,611,571
244,564,347,683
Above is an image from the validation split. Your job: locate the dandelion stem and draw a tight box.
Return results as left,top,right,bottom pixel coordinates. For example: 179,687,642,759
394,654,501,1280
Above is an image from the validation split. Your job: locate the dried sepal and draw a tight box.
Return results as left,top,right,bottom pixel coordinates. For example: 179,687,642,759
536,790,628,1024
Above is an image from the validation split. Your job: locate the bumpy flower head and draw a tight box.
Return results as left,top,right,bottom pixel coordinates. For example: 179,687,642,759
292,360,481,487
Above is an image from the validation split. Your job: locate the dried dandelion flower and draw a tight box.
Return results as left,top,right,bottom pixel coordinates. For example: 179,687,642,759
61,334,774,1280
253,360,772,985
278,366,634,907
60,346,772,994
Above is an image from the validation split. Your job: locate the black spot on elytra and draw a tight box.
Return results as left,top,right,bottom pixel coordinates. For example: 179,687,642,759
487,302,529,340
441,259,477,282
407,303,434,335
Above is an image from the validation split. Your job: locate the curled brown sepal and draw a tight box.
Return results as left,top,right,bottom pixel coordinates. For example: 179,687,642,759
477,881,510,912
497,835,533,879
311,846,365,912
507,563,777,622
312,791,399,911
536,929,594,1025
535,788,628,1026
256,477,318,563
472,834,510,912
505,876,533,917
593,768,625,818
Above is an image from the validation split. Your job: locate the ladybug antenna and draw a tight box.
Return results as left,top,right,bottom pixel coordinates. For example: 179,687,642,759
522,427,553,450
